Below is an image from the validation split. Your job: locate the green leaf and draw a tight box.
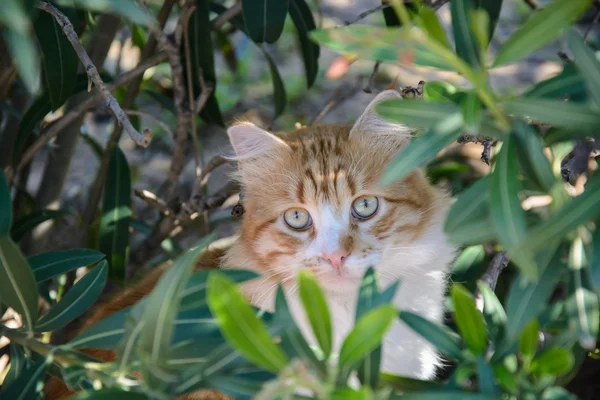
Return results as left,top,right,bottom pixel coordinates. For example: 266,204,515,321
139,237,214,376
505,245,564,340
0,0,31,34
3,344,26,387
5,30,40,95
0,358,48,400
381,113,464,185
444,177,492,238
542,387,579,400
0,172,12,235
208,273,288,372
452,246,486,284
69,388,150,400
99,146,131,282
479,0,503,42
416,6,451,49
519,319,539,359
525,63,587,102
524,172,600,252
390,391,498,400
242,0,289,44
261,47,287,118
11,209,73,242
55,0,151,26
298,269,333,357
289,0,320,87
376,99,460,128
490,135,536,279
452,284,487,355
206,374,267,399
399,311,463,360
0,236,38,331
36,261,107,332
187,0,223,126
531,347,574,377
28,248,105,282
566,236,599,350
493,363,518,394
338,305,397,371
493,0,592,66
460,91,482,133
512,120,556,193
567,29,600,107
451,0,480,68
34,7,80,111
331,387,374,400
423,81,457,102
504,98,600,132
477,356,498,394
477,281,507,344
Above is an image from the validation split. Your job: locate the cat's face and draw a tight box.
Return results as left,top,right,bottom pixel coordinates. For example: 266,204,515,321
226,91,448,296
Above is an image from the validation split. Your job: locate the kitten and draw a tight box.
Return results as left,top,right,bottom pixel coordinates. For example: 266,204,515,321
44,90,456,399
223,89,456,379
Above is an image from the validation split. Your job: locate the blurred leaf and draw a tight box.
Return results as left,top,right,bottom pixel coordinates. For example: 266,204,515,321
99,146,131,282
380,373,442,392
567,29,600,107
261,47,287,118
0,172,12,235
208,273,288,372
452,283,487,355
55,0,151,26
289,0,320,88
524,172,600,252
390,391,498,399
493,363,518,393
0,236,38,331
416,6,451,49
479,0,503,42
490,135,537,278
493,0,592,66
566,236,599,350
309,26,455,70
11,209,73,242
81,132,104,159
477,356,498,394
531,347,574,377
504,98,600,131
381,113,464,185
524,63,587,102
477,281,507,345
3,344,26,387
338,305,396,373
542,387,579,400
36,261,107,332
0,0,31,34
242,0,289,43
512,120,556,192
34,7,80,111
69,388,149,399
399,311,463,360
331,387,374,400
206,374,267,399
5,30,40,95
519,319,539,360
460,91,482,133
423,81,457,102
451,0,480,68
299,269,333,357
29,248,105,282
452,246,485,283
505,245,563,340
68,306,130,348
139,237,213,379
188,0,223,126
131,24,147,49
376,99,460,128
0,358,47,400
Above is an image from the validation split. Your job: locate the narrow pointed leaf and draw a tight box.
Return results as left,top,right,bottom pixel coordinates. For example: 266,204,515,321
54,0,151,26
444,177,490,234
68,306,130,349
512,120,556,192
0,171,12,235
531,347,574,377
261,47,286,118
461,91,482,133
5,30,40,95
451,0,480,68
242,0,289,44
452,284,487,355
3,344,26,387
504,99,600,131
452,246,486,284
99,146,131,282
28,248,106,282
0,236,38,331
34,7,79,111
568,29,600,107
289,0,320,87
11,209,73,242
416,6,451,49
525,63,587,102
298,270,333,357
399,311,463,360
493,0,592,66
36,261,107,332
376,99,460,128
477,356,498,394
208,273,288,372
519,319,539,359
479,0,503,41
0,358,48,400
477,281,507,344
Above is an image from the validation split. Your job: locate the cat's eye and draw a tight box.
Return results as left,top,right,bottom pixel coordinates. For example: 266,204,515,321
352,195,379,219
283,208,312,230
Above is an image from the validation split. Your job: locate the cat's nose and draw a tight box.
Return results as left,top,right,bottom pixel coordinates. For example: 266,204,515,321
321,250,350,271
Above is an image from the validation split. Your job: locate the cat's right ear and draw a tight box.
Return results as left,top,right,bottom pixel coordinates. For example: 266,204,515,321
227,122,290,159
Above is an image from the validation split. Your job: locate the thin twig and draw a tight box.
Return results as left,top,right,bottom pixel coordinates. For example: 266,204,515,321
190,155,231,202
481,251,509,292
522,0,538,10
210,2,242,30
134,189,171,215
363,61,381,93
125,110,174,141
310,79,362,124
36,2,151,148
341,3,390,26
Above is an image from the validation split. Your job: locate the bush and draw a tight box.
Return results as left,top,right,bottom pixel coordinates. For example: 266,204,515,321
1,0,600,399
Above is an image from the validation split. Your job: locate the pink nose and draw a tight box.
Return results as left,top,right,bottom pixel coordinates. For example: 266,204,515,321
321,250,350,271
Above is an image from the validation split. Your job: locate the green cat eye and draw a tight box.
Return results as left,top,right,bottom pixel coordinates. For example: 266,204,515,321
283,208,312,230
352,195,379,219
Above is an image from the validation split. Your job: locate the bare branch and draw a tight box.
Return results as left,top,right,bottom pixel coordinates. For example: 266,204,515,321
36,2,151,148
211,2,242,30
125,110,174,141
190,155,231,201
134,189,171,215
523,0,538,10
363,61,381,94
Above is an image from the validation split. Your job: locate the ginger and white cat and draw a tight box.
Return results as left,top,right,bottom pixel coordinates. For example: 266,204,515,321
224,89,456,379
45,89,456,399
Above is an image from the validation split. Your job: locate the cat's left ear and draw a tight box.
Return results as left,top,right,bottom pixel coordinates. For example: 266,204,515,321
349,90,413,144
